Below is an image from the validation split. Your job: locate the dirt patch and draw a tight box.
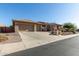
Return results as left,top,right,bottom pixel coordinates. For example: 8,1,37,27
0,35,8,42
0,33,22,44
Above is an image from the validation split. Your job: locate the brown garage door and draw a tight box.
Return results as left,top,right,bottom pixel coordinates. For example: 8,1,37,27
18,24,34,31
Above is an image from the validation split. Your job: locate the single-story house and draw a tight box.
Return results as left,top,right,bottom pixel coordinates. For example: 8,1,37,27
13,19,63,35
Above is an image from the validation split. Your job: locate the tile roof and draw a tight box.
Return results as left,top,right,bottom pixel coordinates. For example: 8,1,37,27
49,23,62,26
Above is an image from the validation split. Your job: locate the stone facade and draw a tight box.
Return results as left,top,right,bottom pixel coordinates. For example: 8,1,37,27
52,25,63,35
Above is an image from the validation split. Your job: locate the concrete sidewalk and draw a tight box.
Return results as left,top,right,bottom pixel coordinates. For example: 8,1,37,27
0,32,79,55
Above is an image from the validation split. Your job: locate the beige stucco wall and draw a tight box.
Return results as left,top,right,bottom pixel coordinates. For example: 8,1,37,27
17,24,34,31
14,21,43,32
13,21,63,34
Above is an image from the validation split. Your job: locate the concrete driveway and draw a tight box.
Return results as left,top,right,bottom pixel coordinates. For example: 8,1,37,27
19,32,79,49
6,36,79,56
0,32,79,56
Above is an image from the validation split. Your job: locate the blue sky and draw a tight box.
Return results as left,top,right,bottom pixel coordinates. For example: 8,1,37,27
0,3,79,28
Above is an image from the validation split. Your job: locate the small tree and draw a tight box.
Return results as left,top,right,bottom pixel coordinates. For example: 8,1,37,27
9,25,14,32
9,25,14,29
63,23,77,33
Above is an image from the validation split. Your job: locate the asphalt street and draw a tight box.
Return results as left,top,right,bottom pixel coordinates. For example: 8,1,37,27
6,36,79,56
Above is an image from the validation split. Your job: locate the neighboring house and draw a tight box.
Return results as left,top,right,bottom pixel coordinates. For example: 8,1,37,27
13,19,63,35
0,24,6,33
0,24,14,33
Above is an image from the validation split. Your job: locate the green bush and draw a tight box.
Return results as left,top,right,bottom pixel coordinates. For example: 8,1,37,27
63,23,77,32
